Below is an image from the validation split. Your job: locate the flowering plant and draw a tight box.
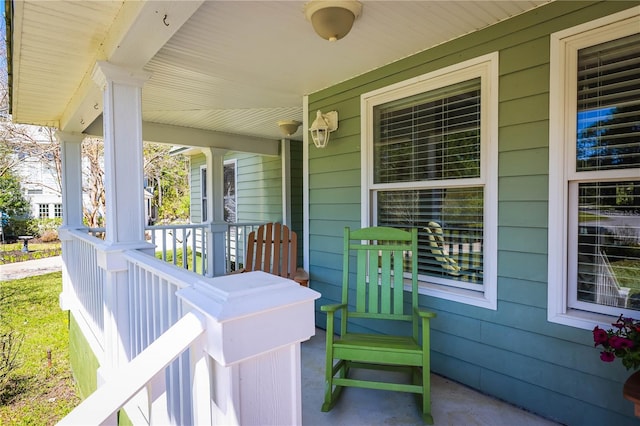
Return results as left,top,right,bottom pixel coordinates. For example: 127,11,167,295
593,314,640,370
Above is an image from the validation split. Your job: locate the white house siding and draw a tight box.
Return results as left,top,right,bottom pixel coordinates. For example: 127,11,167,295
306,2,639,425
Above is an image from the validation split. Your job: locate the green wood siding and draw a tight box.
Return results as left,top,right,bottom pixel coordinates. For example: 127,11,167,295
223,152,283,223
189,154,205,223
307,1,639,425
290,141,304,261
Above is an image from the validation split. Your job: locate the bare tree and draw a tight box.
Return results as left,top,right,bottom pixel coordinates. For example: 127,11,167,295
82,138,105,228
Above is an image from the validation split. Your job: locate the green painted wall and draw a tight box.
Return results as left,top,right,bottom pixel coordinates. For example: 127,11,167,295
189,154,206,223
233,152,283,222
290,141,304,261
68,313,99,399
307,1,639,425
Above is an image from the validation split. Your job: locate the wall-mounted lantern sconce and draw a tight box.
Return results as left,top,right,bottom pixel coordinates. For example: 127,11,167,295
309,110,338,148
277,120,302,137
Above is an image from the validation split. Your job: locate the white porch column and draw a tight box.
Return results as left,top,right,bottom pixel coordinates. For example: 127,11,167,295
204,148,227,277
93,61,150,245
281,139,292,226
56,131,85,228
56,131,85,312
91,61,155,374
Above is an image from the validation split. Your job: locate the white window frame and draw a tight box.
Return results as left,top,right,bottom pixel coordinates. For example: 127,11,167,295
223,159,237,223
361,53,499,310
548,7,640,330
200,165,208,222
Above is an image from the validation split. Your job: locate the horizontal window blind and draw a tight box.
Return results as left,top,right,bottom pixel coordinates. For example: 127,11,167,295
374,78,481,184
377,188,483,285
576,181,640,309
576,33,640,172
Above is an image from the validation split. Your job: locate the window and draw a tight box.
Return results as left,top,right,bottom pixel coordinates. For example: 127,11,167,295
201,160,237,223
362,53,498,309
549,9,640,329
200,166,208,222
223,160,237,223
39,204,49,219
54,204,62,218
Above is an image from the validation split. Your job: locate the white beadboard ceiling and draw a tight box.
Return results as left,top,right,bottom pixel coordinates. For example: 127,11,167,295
9,0,551,143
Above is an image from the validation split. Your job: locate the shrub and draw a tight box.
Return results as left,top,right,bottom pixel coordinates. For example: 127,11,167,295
0,329,23,394
40,230,59,242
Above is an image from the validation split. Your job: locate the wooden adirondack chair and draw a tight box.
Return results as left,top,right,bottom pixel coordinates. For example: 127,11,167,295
321,226,437,424
238,222,309,286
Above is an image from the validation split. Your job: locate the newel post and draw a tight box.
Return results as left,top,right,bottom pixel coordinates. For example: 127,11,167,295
178,271,320,425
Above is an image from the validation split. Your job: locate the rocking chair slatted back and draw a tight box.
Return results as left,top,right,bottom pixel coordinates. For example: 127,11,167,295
245,222,295,278
350,230,414,322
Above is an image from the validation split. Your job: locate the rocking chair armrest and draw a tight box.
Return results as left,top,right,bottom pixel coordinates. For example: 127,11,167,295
293,267,310,287
414,307,437,320
321,303,347,313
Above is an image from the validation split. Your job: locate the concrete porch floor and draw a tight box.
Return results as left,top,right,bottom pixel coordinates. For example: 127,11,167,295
301,328,561,426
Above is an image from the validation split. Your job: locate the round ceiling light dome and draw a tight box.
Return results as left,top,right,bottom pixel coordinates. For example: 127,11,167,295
304,0,363,42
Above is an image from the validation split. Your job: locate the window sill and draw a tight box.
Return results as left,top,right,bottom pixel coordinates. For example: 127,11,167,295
548,308,621,331
413,279,497,310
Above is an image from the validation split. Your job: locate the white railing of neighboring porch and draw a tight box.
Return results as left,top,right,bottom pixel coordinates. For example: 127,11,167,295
58,227,319,425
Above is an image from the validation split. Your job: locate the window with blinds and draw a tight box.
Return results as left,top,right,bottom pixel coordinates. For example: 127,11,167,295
576,33,640,172
374,78,481,184
572,32,640,312
372,77,485,289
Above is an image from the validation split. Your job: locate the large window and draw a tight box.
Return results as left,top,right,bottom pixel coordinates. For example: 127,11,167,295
549,9,640,328
362,53,498,309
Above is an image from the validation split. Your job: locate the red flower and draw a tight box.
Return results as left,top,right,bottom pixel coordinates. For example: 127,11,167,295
610,336,634,350
600,351,616,362
593,326,609,346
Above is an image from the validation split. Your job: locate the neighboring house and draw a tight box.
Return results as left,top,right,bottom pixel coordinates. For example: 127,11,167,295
11,136,63,220
6,1,640,425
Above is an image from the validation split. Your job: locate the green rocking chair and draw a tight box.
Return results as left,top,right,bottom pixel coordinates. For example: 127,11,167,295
321,226,437,424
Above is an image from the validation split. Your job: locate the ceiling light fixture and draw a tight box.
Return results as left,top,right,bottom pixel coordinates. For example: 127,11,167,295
304,0,363,42
277,120,302,137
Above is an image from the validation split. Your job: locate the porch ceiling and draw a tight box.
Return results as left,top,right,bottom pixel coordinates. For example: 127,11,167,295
8,0,551,146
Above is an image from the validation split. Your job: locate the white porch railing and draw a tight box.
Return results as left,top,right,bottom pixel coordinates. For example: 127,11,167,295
90,222,265,276
60,228,106,351
58,228,319,425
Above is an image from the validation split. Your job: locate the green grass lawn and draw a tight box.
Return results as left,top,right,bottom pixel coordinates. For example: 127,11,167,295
0,272,79,425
